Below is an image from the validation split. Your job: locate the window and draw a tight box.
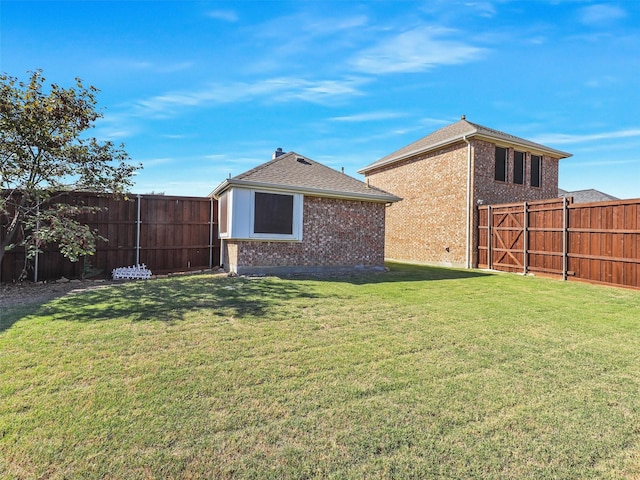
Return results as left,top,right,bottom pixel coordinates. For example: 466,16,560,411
531,155,542,187
254,192,293,235
513,151,525,185
219,187,303,241
249,190,303,240
495,146,507,182
218,192,228,235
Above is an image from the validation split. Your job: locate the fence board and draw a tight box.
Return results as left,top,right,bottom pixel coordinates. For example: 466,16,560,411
478,197,640,289
1,192,219,282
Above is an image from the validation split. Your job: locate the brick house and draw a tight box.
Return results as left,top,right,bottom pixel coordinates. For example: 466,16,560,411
211,150,400,275
358,117,572,268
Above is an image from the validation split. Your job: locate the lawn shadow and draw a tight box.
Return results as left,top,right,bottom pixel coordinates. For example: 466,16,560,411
284,262,494,286
0,304,38,333
27,275,322,324
2,265,494,330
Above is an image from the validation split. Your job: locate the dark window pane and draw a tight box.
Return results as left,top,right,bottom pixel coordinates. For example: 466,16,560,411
531,155,541,187
495,147,507,182
254,192,294,234
219,193,228,234
513,151,524,184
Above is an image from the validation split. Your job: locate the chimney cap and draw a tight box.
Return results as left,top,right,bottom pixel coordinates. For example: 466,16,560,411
461,114,466,120
272,147,285,159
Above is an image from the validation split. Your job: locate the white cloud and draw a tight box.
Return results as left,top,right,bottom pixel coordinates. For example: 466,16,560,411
206,10,238,22
464,2,496,18
419,117,452,127
243,12,370,74
351,26,486,74
95,58,192,74
276,78,367,103
256,12,368,41
132,76,369,118
534,128,640,145
579,4,626,26
162,134,189,139
140,157,174,167
329,111,406,122
93,114,140,140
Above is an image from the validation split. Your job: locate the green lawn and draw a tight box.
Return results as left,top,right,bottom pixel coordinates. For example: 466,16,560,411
2,263,640,479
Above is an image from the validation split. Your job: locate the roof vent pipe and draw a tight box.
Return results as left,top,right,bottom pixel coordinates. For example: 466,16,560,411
272,147,285,159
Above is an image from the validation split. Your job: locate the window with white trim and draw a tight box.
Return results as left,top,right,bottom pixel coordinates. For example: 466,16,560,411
254,192,294,235
218,187,303,241
249,190,303,240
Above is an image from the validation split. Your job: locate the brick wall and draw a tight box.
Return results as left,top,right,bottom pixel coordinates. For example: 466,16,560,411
365,139,561,267
472,139,559,205
471,139,560,266
223,196,387,274
365,142,469,267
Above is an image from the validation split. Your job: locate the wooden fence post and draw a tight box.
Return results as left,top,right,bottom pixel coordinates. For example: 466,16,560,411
209,197,214,269
34,201,40,283
487,205,492,269
523,201,528,275
135,194,141,265
563,196,568,281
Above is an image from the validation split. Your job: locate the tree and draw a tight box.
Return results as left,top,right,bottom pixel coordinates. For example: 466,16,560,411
0,70,140,278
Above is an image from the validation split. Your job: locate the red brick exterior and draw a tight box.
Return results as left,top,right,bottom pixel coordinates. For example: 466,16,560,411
223,196,387,274
471,139,559,205
365,138,561,267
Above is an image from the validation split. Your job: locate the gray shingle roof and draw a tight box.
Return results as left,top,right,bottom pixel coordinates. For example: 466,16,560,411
358,118,572,174
211,152,400,203
558,188,619,203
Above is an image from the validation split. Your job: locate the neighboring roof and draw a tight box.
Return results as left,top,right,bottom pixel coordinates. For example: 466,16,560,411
558,188,619,203
358,117,573,174
210,151,401,203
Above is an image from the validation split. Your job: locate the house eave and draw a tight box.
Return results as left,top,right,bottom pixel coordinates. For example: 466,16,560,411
210,179,401,203
474,133,573,159
358,133,573,175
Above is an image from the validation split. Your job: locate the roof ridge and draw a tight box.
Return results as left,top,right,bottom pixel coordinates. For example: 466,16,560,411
234,151,298,180
358,118,572,174
469,121,534,143
214,151,400,202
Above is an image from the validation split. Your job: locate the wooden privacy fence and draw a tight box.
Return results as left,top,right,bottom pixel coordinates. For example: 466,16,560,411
478,197,640,289
1,192,220,283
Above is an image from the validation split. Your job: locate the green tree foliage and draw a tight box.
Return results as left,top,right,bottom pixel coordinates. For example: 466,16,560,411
0,70,140,277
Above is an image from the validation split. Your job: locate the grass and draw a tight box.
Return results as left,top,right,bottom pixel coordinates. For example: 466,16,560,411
2,263,640,479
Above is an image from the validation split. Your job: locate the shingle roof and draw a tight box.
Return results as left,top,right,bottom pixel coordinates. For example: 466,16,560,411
211,152,400,203
358,118,572,174
558,188,619,203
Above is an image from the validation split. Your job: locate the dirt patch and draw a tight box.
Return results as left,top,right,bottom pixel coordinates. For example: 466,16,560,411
1,269,225,309
0,279,117,309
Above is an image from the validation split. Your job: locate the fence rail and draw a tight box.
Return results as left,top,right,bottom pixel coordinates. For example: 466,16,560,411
1,192,220,283
478,197,640,289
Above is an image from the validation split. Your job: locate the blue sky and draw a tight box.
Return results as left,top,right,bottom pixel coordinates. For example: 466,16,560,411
2,0,639,199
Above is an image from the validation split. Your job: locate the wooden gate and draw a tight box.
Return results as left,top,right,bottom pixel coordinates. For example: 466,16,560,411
487,204,526,273
478,197,640,289
478,198,567,278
